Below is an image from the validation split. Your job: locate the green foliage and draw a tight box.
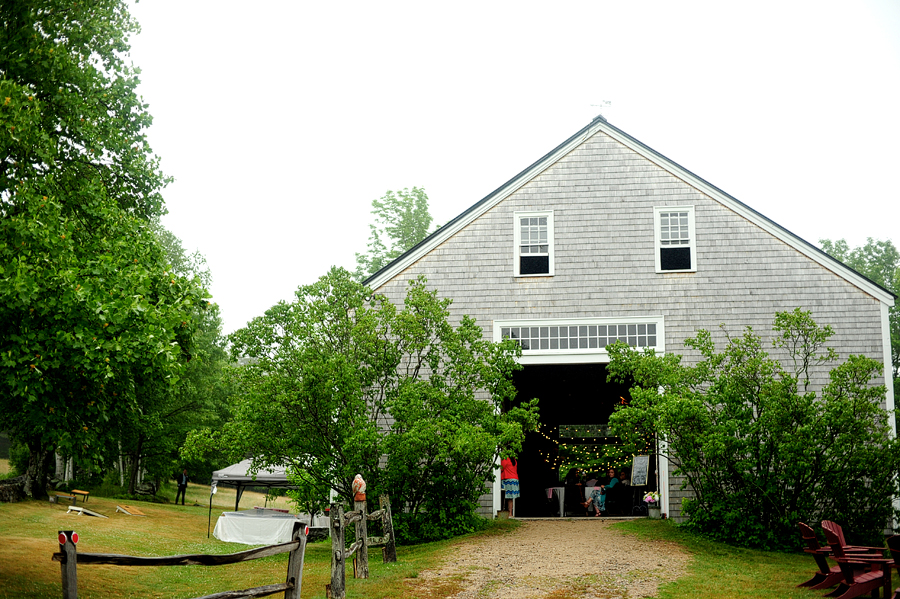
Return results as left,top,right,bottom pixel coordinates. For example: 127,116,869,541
354,187,434,279
0,0,207,498
820,237,900,388
111,226,232,494
185,267,539,543
608,308,900,549
392,509,490,546
8,440,28,476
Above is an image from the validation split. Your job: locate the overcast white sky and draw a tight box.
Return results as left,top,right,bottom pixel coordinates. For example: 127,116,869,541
127,1,900,335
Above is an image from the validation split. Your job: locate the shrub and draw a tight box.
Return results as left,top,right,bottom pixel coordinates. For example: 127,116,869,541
608,308,900,550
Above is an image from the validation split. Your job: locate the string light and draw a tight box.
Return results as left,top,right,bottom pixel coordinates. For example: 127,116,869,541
530,422,654,478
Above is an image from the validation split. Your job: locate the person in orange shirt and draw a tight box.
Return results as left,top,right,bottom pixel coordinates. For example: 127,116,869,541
500,457,519,518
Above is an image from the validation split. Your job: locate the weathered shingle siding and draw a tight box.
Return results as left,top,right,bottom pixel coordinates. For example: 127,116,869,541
372,129,887,521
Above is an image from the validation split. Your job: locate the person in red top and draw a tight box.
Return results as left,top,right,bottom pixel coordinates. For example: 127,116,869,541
500,457,519,518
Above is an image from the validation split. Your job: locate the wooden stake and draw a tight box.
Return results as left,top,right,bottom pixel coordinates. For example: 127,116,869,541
58,530,77,599
379,495,397,563
353,499,369,578
329,503,345,599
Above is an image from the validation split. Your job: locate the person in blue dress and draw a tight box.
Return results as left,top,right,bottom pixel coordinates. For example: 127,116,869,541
586,468,619,515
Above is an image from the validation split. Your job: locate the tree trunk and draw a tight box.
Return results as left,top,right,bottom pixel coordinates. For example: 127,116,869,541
118,441,125,487
24,440,51,500
127,435,144,496
55,451,65,479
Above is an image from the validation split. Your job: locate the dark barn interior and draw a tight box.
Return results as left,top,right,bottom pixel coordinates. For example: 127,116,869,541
508,363,655,517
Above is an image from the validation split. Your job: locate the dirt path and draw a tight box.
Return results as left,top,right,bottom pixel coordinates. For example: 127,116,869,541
408,519,692,599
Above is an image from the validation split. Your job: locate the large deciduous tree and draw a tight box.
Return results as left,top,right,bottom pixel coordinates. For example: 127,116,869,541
185,267,538,542
0,1,205,497
820,237,899,388
111,226,231,495
607,309,900,549
354,187,434,280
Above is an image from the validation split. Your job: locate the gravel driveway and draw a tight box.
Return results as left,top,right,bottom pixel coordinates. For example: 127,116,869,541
408,519,692,598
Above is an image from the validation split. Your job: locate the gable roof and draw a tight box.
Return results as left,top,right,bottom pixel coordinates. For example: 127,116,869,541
365,116,895,306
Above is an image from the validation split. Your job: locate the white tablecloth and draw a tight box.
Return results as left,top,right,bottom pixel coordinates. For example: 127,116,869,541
213,510,302,545
545,487,565,517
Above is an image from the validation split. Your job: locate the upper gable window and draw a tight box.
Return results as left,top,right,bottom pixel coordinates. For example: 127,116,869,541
514,211,554,277
654,206,696,272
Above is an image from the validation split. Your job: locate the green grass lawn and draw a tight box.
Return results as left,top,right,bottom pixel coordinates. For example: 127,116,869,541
616,519,827,599
0,486,836,599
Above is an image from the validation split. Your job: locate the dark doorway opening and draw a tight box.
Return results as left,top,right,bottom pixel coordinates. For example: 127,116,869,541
507,363,656,517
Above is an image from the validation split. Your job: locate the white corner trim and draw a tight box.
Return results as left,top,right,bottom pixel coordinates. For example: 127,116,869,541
658,439,671,519
492,457,502,518
882,302,896,435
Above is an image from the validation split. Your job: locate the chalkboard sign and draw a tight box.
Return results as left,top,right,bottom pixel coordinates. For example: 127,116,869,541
630,455,650,486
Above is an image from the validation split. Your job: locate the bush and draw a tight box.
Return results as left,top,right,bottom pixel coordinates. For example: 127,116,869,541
392,510,490,545
608,308,900,550
8,442,28,477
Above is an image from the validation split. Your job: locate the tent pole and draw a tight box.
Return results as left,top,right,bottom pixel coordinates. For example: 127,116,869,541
208,490,213,538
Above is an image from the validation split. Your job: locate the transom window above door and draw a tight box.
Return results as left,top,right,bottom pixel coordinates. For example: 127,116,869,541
494,317,665,364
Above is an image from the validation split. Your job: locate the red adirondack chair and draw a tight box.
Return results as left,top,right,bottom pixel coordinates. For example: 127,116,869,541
822,520,886,553
822,526,891,599
797,522,847,589
887,535,900,599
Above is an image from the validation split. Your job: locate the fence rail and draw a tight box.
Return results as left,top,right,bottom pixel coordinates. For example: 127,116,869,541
52,521,309,599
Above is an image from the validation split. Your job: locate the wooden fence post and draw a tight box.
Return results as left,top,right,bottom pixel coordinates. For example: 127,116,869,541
379,495,397,563
284,520,308,599
329,502,346,599
353,499,369,579
58,530,77,599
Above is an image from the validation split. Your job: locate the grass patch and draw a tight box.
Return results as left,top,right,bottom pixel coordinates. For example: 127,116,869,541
613,519,826,599
0,491,840,599
0,485,483,599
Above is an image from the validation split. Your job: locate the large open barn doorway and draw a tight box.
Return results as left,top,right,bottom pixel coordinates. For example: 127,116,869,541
507,363,656,517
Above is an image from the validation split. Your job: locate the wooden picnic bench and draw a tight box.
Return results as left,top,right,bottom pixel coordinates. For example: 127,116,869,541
52,493,76,506
71,489,89,502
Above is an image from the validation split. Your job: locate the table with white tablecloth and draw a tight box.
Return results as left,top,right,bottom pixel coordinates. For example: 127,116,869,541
213,510,304,545
545,487,565,517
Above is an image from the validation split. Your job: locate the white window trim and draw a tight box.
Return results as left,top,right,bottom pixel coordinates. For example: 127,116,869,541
513,210,554,277
493,316,665,365
654,205,696,273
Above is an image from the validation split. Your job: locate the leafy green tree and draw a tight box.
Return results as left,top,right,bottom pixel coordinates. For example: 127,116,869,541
110,226,231,495
607,309,900,549
820,238,899,388
0,1,205,498
185,267,538,542
354,187,434,280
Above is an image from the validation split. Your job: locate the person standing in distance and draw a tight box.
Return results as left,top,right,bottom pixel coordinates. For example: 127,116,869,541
175,469,189,505
500,456,519,518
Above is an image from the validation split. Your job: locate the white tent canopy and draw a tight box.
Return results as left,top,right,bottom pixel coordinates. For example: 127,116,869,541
211,459,296,511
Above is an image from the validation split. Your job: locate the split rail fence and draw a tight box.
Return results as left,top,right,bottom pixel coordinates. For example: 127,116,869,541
327,494,397,599
52,521,309,599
